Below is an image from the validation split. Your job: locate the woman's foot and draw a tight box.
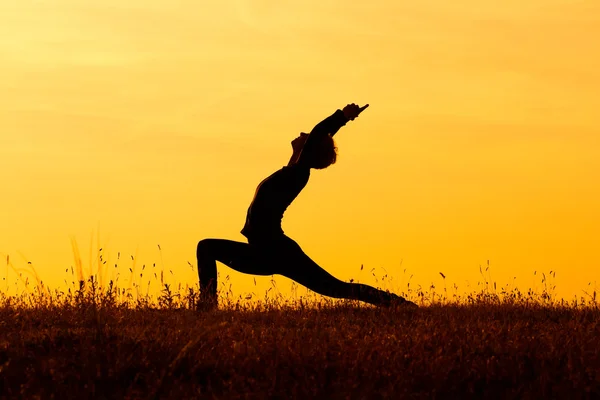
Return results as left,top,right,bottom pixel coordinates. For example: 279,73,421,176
390,295,418,308
196,295,218,312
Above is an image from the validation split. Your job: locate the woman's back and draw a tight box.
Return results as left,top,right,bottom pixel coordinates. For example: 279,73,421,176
241,164,310,240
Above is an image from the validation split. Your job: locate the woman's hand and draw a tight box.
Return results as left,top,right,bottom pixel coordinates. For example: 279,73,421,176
343,103,369,121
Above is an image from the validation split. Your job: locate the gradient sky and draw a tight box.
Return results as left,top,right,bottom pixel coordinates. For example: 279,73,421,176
1,0,599,300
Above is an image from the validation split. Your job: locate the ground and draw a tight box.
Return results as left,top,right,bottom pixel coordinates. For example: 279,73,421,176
1,289,599,399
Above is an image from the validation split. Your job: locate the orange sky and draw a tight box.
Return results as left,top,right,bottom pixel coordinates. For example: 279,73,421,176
1,1,599,301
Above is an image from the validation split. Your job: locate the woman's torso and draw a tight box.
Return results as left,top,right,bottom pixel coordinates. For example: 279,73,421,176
241,164,310,241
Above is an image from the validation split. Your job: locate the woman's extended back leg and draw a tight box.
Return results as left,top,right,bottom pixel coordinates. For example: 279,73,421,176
276,239,406,307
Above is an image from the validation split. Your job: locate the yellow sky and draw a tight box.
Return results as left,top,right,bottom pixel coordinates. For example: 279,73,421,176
1,0,599,300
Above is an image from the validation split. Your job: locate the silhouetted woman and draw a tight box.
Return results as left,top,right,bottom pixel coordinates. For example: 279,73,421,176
197,103,417,309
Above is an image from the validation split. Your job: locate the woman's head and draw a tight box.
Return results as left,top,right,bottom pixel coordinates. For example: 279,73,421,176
291,133,338,169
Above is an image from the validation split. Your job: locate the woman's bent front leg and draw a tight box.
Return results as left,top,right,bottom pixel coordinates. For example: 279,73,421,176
196,238,271,308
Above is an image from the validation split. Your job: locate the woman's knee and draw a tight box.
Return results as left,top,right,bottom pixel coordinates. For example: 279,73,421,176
308,278,352,299
197,238,214,257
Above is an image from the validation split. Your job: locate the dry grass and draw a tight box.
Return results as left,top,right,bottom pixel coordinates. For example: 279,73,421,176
0,277,599,399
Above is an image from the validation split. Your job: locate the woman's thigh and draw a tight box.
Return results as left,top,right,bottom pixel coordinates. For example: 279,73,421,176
201,238,276,276
258,237,347,293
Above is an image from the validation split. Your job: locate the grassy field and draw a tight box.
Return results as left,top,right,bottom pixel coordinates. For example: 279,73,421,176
1,279,599,399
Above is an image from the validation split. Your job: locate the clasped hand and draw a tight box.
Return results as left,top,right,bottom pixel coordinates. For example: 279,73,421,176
343,103,369,121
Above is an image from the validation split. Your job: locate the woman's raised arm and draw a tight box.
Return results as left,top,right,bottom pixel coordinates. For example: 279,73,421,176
298,103,369,165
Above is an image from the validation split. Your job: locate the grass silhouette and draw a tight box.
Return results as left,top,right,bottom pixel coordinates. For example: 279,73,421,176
1,242,599,398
